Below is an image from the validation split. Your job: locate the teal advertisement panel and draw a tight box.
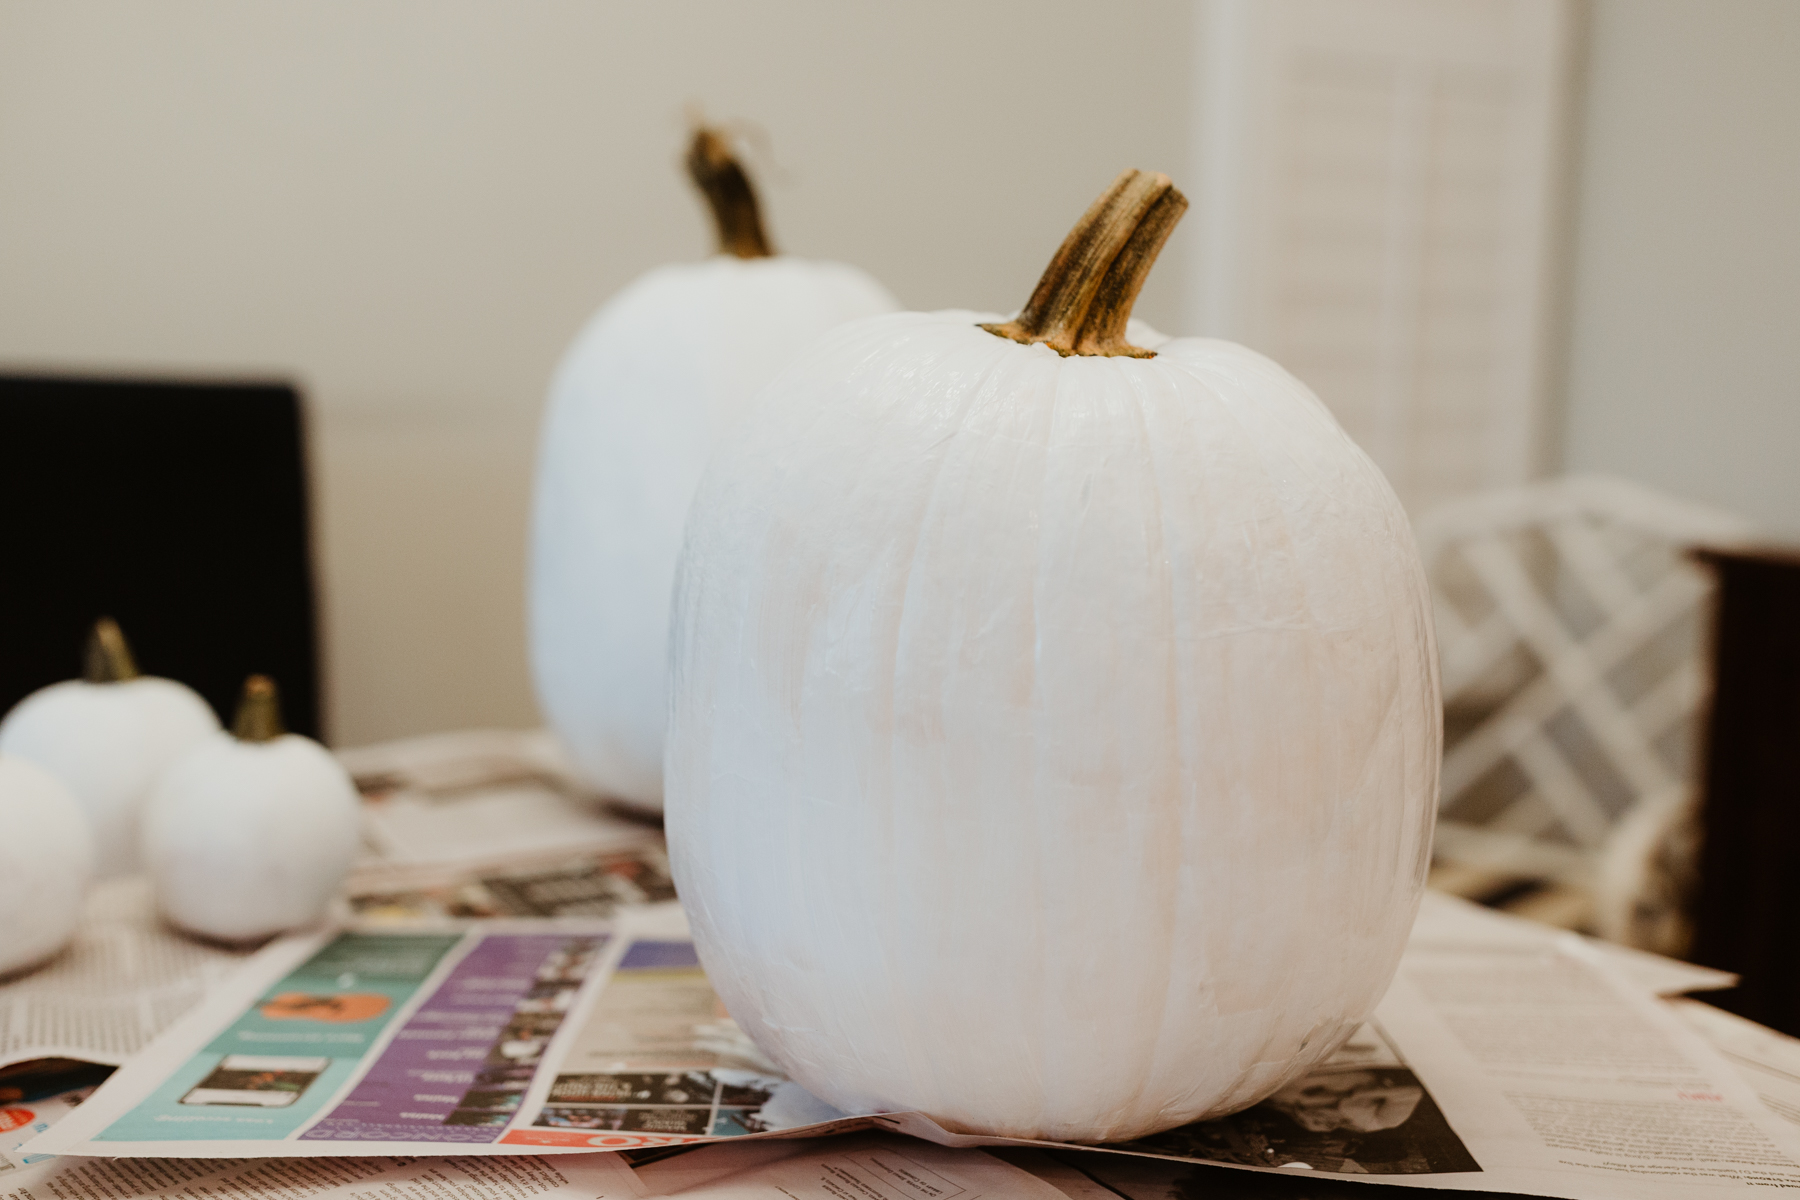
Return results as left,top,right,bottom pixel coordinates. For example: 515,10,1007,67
99,931,463,1143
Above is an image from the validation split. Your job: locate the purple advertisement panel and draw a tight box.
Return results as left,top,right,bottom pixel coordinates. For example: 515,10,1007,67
300,932,606,1143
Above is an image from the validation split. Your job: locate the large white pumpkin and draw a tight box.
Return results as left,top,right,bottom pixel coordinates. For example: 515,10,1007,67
530,127,896,812
0,754,95,976
666,171,1441,1141
0,618,219,878
143,676,360,943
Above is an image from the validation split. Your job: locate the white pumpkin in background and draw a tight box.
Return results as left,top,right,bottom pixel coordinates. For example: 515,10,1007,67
0,754,95,976
667,171,1441,1141
0,618,220,878
143,675,360,943
530,126,897,813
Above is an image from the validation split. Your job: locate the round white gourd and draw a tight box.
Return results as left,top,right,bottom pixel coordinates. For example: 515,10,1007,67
0,620,219,878
529,128,897,812
143,677,359,943
0,755,96,976
666,172,1441,1141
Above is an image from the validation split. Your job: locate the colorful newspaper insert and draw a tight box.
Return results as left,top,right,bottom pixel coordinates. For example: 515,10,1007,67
24,923,629,1158
25,919,860,1160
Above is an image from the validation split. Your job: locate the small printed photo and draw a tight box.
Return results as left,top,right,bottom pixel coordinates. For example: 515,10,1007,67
620,1106,713,1135
514,985,579,1014
716,1074,782,1108
502,1012,566,1039
258,992,391,1024
534,939,603,983
534,1105,712,1134
474,1066,537,1088
455,1089,523,1112
1120,1066,1480,1176
488,1038,547,1066
536,1106,630,1131
711,1107,773,1137
443,1108,512,1127
548,1072,717,1106
180,1055,331,1109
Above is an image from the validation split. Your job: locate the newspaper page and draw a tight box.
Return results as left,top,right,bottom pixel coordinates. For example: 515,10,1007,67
340,729,661,896
879,931,1800,1199
607,1133,1067,1199
347,844,678,923
0,1136,1058,1200
0,1149,630,1200
1672,998,1800,1130
0,877,253,1069
23,915,871,1160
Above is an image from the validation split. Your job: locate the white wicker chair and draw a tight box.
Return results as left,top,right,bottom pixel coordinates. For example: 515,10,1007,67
1414,475,1752,896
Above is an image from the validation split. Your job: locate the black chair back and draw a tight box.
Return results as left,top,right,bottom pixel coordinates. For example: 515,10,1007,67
0,374,322,738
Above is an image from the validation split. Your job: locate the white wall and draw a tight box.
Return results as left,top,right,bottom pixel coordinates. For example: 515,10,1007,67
1560,0,1800,533
0,1,1194,745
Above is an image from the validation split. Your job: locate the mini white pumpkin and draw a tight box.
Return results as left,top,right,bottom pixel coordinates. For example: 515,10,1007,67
667,171,1441,1141
143,675,360,943
530,126,897,813
0,754,96,976
0,618,220,878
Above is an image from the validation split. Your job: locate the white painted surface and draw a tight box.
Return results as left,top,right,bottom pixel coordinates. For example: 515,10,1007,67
0,678,220,878
531,256,896,808
668,316,1440,1139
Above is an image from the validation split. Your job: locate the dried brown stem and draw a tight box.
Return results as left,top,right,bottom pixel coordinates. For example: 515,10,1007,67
83,616,139,683
686,126,774,259
233,674,286,743
983,169,1188,358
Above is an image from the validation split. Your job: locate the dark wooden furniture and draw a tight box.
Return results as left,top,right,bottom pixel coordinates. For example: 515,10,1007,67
1691,547,1800,1035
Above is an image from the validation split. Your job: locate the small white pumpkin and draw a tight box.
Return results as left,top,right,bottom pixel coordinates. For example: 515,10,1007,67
530,126,897,813
0,754,95,976
0,618,219,878
667,171,1441,1141
143,675,360,943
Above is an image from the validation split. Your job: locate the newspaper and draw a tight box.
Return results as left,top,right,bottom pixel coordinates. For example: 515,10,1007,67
603,1133,1065,1198
21,910,876,1159
347,844,678,923
29,898,1800,1200
1672,998,1800,1130
0,877,254,1070
0,1081,101,1176
339,729,661,896
0,1134,1057,1200
0,1148,627,1200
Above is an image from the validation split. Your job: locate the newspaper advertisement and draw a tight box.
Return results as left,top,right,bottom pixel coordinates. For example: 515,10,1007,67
22,914,870,1160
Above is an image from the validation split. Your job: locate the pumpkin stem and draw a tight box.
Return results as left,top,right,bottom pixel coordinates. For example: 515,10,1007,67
982,169,1188,358
233,675,286,743
83,616,140,683
686,125,774,259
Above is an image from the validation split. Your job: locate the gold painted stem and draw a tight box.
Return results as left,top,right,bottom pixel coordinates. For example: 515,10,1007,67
686,126,774,259
233,675,286,743
83,617,140,683
983,169,1188,359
